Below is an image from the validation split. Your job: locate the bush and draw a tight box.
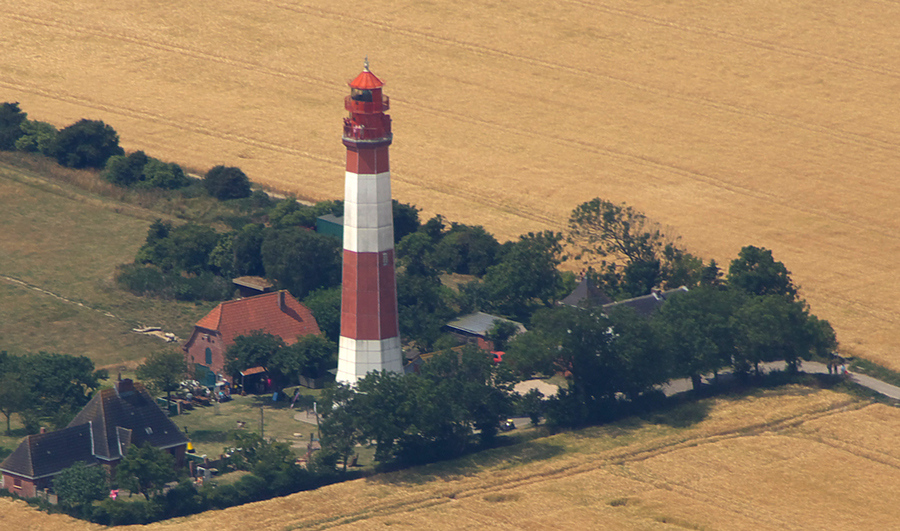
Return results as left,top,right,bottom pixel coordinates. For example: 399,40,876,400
52,119,124,169
0,103,28,150
204,165,251,200
116,264,232,301
15,120,58,155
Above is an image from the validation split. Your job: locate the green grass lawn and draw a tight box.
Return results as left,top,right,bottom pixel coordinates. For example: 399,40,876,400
0,159,216,365
170,391,325,458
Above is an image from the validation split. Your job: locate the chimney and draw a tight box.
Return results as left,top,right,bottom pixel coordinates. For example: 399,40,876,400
116,378,134,395
39,427,46,434
279,290,286,312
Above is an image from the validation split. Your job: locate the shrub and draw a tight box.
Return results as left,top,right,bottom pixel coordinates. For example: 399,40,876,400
52,119,124,169
15,120,58,155
204,165,251,200
0,102,27,150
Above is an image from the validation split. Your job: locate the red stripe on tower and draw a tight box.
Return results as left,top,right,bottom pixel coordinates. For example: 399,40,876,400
336,60,403,385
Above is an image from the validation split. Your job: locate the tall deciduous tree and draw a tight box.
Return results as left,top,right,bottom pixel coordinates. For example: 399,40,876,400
483,231,564,321
224,331,285,379
21,352,104,429
136,350,186,404
261,227,341,299
15,119,58,155
303,287,341,343
727,245,798,300
116,443,177,500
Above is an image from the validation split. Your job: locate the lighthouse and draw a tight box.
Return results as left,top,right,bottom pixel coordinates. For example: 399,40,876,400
336,60,403,385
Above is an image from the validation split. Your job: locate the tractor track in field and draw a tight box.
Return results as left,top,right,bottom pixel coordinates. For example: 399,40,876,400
0,274,122,322
282,398,866,529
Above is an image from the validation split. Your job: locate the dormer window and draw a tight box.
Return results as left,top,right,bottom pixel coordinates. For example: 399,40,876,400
145,427,153,435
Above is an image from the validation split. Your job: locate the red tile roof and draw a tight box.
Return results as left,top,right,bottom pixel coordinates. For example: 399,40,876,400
349,69,384,90
195,291,321,346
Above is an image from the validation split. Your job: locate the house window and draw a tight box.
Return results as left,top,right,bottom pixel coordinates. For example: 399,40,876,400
13,477,22,489
205,347,212,365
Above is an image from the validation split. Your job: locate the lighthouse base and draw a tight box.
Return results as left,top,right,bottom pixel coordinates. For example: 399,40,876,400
336,336,403,385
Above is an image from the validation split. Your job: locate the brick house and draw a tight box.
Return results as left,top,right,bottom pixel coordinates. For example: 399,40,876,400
0,379,189,498
182,290,321,386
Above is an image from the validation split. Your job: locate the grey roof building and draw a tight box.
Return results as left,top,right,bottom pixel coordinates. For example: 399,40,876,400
602,286,689,318
1,379,189,499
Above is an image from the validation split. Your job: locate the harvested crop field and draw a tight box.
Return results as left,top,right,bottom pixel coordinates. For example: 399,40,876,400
4,386,900,530
3,0,896,368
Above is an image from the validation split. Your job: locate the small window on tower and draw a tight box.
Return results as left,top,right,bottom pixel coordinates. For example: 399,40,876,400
382,252,388,266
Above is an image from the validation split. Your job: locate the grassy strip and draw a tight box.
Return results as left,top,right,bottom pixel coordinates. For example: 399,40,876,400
849,358,900,388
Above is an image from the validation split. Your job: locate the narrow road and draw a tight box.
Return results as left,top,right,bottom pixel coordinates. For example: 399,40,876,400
661,360,900,400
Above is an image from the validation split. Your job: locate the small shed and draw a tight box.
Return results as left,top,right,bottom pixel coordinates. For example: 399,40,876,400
232,276,274,298
444,312,526,351
316,214,343,240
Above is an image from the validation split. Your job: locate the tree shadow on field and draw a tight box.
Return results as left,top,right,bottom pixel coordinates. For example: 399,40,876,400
367,440,565,487
642,398,713,429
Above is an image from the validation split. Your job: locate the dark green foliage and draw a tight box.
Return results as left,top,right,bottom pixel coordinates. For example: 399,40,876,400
653,286,741,391
135,221,219,274
232,223,266,276
0,102,27,150
485,319,519,351
260,227,341,299
483,231,564,321
224,331,286,380
321,346,513,467
15,119,58,155
303,286,342,343
116,443,177,500
104,151,149,187
204,165,251,200
392,200,421,243
136,350,186,403
140,158,190,189
517,388,545,426
115,263,232,301
397,270,457,349
0,352,27,434
432,223,500,275
269,334,337,384
19,352,103,429
52,119,124,168
53,462,107,514
567,198,705,298
728,245,798,300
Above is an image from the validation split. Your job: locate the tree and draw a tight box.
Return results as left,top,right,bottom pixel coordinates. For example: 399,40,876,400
232,223,266,276
204,165,251,200
136,350,186,405
567,198,703,297
728,245,798,300
260,227,341,299
483,231,564,321
52,119,124,168
319,383,361,471
397,270,456,349
0,102,27,150
0,352,28,434
652,286,740,391
20,352,104,429
136,222,219,274
140,158,189,189
53,462,107,514
224,331,285,379
485,319,519,351
15,119,58,155
392,200,421,243
268,334,336,387
432,223,500,276
303,287,341,343
116,443,177,500
104,151,149,187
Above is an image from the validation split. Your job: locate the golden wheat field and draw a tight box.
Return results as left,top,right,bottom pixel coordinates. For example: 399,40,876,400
3,0,898,369
4,387,900,530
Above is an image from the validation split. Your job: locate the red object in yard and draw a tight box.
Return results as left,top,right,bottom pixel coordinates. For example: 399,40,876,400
492,351,504,363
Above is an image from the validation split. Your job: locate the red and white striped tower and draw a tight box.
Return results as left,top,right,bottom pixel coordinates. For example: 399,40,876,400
336,60,402,385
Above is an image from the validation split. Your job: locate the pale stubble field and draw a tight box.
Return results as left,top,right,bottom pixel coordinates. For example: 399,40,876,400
3,0,900,367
